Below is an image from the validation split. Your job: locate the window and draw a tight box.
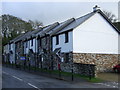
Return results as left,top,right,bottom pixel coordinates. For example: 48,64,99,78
65,53,69,63
56,35,59,45
65,32,69,43
31,39,33,46
26,41,28,48
9,44,11,50
19,42,22,48
41,56,44,62
46,37,47,45
39,38,42,47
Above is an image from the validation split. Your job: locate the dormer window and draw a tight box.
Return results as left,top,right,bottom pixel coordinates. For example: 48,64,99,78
65,32,69,43
56,35,59,45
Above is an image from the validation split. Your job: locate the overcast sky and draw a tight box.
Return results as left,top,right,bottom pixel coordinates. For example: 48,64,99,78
2,1,119,26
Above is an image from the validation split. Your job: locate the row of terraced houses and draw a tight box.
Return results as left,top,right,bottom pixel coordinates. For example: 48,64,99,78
3,6,120,77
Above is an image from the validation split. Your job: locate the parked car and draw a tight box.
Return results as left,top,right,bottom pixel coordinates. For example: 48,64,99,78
113,64,120,73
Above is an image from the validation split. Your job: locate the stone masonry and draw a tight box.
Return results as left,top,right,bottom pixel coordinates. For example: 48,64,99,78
51,52,119,77
52,52,95,77
73,53,119,73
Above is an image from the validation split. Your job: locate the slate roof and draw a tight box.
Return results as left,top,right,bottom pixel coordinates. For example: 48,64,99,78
26,28,42,39
36,22,59,37
47,18,75,36
14,31,32,42
52,10,120,35
54,12,95,35
16,11,95,41
10,33,25,43
9,9,120,44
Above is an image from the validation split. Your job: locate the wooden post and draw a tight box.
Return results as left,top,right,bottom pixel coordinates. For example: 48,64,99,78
89,64,92,80
71,64,74,81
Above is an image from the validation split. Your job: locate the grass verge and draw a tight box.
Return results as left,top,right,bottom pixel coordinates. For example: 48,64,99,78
4,63,104,83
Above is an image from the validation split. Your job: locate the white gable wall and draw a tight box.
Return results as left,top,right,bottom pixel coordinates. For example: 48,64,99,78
73,13,119,54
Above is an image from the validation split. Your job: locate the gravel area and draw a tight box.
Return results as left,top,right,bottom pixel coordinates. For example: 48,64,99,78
97,72,120,82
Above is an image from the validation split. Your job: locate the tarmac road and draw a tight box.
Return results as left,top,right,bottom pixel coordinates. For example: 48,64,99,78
2,66,119,89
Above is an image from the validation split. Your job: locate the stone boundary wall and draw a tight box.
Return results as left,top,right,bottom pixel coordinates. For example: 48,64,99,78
52,52,95,77
73,53,119,73
24,52,119,77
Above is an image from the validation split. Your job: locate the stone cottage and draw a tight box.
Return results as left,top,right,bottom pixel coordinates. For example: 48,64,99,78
3,6,120,77
51,7,120,76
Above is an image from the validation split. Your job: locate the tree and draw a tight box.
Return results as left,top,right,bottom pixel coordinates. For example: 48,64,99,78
103,11,120,31
28,20,43,29
2,14,33,45
113,22,120,31
103,10,117,23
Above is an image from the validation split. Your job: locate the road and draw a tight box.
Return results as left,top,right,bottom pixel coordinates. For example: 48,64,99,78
2,66,119,89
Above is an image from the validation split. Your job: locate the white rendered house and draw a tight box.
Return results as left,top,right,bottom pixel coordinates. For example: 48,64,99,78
52,8,119,73
3,6,120,77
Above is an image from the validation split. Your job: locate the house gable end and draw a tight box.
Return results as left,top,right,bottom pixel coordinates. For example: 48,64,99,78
73,12,119,54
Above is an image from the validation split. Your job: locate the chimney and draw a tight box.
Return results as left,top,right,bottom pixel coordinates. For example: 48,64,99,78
93,5,100,12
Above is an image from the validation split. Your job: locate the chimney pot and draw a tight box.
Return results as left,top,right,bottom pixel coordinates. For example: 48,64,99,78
93,5,100,12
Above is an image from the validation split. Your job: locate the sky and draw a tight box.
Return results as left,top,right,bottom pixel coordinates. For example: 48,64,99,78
1,0,120,26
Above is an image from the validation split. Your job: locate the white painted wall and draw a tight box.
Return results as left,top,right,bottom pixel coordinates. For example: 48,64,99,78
24,41,30,54
52,31,73,52
10,43,14,51
9,43,15,63
29,38,38,53
73,13,119,54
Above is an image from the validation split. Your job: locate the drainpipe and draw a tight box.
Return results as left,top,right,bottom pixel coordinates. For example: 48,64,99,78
35,37,37,71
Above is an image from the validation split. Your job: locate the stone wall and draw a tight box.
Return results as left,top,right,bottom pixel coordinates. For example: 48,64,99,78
52,53,119,77
52,52,95,77
33,52,119,77
41,36,51,51
73,63,95,77
52,52,73,72
73,53,119,73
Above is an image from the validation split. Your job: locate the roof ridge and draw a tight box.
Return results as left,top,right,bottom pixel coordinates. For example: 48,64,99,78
50,18,75,36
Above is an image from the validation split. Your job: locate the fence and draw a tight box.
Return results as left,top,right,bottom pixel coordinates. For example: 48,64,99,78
3,62,95,82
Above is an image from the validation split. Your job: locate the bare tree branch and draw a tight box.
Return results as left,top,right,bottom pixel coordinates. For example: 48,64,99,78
103,10,117,23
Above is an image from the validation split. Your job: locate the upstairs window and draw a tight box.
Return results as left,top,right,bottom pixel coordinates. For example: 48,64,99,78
65,32,69,43
39,38,42,47
46,37,47,45
31,39,33,46
26,41,28,48
9,44,11,50
56,35,59,45
19,42,22,48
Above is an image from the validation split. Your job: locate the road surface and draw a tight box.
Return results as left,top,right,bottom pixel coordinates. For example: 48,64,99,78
2,66,119,89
